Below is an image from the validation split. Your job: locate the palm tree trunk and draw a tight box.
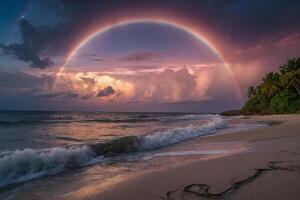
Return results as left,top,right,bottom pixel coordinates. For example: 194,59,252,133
294,82,300,95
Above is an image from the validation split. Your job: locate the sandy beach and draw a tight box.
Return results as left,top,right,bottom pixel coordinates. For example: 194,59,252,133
61,114,300,200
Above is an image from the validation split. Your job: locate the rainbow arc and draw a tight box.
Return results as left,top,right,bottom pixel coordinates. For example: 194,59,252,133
53,18,242,99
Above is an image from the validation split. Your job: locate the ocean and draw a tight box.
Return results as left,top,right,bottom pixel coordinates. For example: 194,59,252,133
0,111,266,199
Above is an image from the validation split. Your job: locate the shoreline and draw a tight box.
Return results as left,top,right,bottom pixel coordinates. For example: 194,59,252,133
60,114,300,200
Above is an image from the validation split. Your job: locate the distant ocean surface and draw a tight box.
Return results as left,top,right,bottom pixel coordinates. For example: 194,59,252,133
0,111,265,190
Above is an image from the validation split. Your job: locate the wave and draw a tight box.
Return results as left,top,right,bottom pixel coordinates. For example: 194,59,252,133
0,116,227,188
177,114,217,120
88,116,227,155
0,146,95,188
139,117,227,150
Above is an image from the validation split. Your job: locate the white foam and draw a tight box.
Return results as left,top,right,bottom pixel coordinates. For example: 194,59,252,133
176,114,218,120
0,146,94,188
139,116,227,150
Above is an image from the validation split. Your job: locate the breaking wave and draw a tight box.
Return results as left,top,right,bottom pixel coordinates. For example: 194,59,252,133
0,146,95,188
139,117,227,150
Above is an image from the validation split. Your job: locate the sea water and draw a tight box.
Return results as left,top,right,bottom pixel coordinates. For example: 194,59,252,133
0,111,266,198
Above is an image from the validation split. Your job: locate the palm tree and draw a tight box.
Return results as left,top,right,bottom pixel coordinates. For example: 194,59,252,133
247,86,257,98
281,68,300,95
280,58,300,74
260,72,282,98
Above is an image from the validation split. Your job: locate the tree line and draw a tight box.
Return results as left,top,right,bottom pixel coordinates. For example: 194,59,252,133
242,57,300,115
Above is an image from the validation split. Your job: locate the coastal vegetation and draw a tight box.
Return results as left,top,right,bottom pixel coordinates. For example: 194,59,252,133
242,57,300,115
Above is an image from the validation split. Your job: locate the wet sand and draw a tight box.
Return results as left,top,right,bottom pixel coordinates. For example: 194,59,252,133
64,114,300,200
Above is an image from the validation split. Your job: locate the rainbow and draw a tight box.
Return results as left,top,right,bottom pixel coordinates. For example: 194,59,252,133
53,18,242,98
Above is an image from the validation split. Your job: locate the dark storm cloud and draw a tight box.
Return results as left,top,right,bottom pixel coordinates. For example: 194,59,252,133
0,19,54,69
97,86,115,97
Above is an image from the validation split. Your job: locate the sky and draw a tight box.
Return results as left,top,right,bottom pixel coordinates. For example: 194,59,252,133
0,0,300,112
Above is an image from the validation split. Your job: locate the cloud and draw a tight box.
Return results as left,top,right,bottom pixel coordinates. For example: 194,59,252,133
78,53,105,62
81,91,96,100
80,77,97,85
97,86,115,97
0,71,44,88
62,91,79,99
0,65,236,104
48,66,221,103
89,54,105,62
91,57,104,62
0,19,54,69
33,92,65,98
127,68,201,102
118,50,160,62
32,91,79,99
0,65,238,111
